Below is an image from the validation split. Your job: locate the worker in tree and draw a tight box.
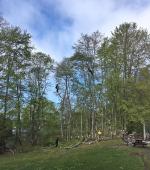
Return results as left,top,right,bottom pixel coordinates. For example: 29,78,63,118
88,67,94,76
55,137,59,147
55,84,59,93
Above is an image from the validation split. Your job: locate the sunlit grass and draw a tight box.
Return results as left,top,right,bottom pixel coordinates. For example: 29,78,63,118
0,140,145,170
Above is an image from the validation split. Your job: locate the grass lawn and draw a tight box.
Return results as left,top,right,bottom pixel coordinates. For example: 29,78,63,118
0,140,149,170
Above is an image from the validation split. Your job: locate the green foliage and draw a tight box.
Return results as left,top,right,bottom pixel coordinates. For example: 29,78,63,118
0,115,13,147
1,16,150,146
127,121,143,134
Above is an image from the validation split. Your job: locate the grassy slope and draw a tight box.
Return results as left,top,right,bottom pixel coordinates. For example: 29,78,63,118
0,140,145,170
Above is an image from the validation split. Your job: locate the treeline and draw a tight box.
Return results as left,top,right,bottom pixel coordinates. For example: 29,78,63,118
0,17,59,147
0,17,150,148
55,23,150,140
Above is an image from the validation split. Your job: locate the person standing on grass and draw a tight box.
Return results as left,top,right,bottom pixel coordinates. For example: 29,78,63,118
55,137,59,147
98,130,102,141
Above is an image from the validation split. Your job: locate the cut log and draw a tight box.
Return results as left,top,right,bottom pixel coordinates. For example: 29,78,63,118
64,142,82,149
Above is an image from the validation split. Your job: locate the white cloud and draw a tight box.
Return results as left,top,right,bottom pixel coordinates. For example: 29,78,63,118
43,0,150,61
1,0,150,62
1,0,150,101
55,0,150,34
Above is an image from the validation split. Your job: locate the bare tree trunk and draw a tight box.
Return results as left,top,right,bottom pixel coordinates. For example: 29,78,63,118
4,74,9,119
91,112,95,138
80,112,83,138
16,81,22,145
60,111,64,138
143,121,146,140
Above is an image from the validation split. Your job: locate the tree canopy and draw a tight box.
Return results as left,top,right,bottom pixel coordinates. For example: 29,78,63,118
0,17,150,148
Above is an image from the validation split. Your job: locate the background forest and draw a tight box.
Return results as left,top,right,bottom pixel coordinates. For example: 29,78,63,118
0,16,150,148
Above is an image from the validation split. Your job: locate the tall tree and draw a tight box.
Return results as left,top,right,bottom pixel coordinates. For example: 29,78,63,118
0,18,32,145
98,22,150,134
55,58,73,140
27,52,53,145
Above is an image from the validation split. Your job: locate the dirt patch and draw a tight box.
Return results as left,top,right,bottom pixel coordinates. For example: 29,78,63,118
129,152,150,170
129,152,144,157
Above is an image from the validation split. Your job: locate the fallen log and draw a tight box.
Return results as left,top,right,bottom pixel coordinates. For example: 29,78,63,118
64,142,82,149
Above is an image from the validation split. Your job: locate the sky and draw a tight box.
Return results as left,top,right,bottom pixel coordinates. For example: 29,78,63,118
1,0,150,62
0,0,150,101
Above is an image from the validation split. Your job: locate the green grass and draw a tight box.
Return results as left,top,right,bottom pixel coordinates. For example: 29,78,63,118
0,140,146,170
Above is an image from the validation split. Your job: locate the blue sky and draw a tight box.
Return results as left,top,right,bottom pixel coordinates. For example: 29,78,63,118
0,0,150,102
1,0,150,62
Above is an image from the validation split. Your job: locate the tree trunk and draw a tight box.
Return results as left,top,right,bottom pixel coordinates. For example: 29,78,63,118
143,121,146,140
80,112,83,138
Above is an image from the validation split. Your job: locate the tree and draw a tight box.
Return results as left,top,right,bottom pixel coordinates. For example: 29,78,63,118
22,98,59,146
0,21,32,144
67,31,103,139
27,52,53,145
127,65,150,139
98,22,150,135
55,58,73,140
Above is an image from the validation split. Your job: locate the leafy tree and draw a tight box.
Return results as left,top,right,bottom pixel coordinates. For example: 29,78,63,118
27,52,53,145
98,22,150,135
0,20,32,144
22,98,59,146
55,58,73,140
